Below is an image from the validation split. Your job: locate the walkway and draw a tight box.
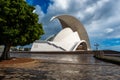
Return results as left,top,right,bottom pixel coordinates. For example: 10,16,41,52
0,54,120,80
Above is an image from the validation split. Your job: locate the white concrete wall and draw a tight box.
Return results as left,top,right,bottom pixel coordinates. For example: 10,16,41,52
31,42,64,51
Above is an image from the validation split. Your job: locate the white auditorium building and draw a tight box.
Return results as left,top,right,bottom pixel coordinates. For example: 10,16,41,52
31,15,90,51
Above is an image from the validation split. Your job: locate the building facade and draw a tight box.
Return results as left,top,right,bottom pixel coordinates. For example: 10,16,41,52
31,15,90,51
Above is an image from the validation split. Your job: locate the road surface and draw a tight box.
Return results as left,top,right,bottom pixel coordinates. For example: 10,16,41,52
0,53,120,80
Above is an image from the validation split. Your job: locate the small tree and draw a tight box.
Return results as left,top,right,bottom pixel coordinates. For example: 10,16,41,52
0,0,44,60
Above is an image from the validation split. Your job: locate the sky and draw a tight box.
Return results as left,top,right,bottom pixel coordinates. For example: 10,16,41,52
26,0,120,51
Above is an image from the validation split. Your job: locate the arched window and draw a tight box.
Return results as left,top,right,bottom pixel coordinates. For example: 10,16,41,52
76,42,87,50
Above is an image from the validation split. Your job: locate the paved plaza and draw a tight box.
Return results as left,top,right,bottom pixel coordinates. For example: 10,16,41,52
0,54,120,80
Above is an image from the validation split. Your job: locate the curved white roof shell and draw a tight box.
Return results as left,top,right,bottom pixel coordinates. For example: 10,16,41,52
53,27,80,42
51,28,81,51
51,15,91,49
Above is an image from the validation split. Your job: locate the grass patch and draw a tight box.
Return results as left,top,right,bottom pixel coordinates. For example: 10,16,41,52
94,55,120,65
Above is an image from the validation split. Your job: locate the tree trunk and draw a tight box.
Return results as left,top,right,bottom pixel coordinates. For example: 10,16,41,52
0,44,11,60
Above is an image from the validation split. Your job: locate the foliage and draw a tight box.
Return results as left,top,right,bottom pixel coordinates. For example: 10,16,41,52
0,0,44,60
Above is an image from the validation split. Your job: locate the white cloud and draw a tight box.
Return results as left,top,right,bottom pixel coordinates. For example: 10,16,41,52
85,7,95,14
34,5,45,23
105,28,114,33
52,0,69,10
96,0,109,8
84,0,110,16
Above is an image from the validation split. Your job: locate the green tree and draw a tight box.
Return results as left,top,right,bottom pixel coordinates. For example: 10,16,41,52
0,0,44,60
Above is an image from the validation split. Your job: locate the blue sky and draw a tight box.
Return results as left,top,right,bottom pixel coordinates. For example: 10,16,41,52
26,0,120,51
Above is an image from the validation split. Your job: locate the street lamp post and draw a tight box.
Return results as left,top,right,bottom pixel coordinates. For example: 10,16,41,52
94,43,99,50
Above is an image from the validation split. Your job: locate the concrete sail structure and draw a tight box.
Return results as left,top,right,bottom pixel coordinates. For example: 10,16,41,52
51,15,90,50
31,15,90,51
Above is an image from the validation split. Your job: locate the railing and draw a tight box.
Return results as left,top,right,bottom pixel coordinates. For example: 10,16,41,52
94,50,104,57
